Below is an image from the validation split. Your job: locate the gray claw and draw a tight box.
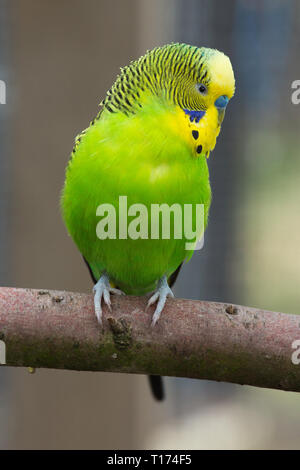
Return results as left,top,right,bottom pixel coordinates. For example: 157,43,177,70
93,274,125,324
147,275,174,327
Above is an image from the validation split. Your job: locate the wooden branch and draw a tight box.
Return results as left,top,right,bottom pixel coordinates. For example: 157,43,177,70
0,286,300,393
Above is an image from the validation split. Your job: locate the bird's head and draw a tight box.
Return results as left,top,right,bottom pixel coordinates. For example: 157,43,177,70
159,44,235,126
103,43,235,130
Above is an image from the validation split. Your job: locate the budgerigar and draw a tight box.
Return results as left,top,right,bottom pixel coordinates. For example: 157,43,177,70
61,43,235,399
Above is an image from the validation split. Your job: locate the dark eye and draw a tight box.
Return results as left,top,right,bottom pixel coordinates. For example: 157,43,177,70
198,83,207,95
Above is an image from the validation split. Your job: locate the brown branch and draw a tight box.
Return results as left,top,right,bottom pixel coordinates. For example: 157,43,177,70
0,286,300,392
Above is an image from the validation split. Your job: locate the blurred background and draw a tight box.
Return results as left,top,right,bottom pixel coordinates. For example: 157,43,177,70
0,0,300,449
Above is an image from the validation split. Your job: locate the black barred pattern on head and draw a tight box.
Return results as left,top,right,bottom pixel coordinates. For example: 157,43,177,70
101,43,213,116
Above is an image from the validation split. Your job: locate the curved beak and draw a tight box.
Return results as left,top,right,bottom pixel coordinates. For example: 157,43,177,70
214,95,229,125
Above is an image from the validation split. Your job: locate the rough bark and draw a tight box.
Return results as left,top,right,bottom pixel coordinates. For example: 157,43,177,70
0,286,300,393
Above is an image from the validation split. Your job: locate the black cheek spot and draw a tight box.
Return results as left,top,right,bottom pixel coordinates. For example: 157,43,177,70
192,130,199,140
196,145,203,154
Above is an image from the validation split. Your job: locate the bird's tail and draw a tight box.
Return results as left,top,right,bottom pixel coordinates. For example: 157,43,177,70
147,263,183,402
84,256,183,403
148,375,164,401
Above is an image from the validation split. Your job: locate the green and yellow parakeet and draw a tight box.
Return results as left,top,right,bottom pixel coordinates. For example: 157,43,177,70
61,43,235,398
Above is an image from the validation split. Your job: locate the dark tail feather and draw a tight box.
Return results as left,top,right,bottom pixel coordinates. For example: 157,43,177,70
83,256,97,283
147,264,183,402
168,262,183,288
147,264,182,401
148,375,164,401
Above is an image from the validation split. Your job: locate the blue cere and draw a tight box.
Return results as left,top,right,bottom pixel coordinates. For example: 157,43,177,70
214,95,229,109
183,109,206,123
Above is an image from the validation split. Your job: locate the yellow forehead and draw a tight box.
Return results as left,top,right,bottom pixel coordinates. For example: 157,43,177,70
207,50,235,100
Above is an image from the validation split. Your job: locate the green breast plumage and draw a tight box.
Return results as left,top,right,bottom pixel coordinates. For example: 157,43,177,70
61,96,211,294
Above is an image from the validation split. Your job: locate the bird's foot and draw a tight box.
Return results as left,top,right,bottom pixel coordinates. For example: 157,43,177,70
147,275,174,327
93,274,125,324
